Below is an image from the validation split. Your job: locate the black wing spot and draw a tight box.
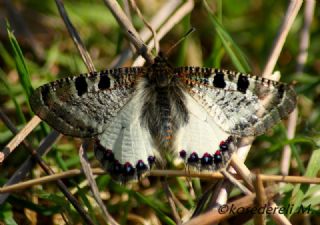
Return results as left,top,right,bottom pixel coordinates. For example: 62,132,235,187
213,71,226,88
237,74,249,93
98,74,111,90
75,76,88,96
278,84,285,99
41,85,50,103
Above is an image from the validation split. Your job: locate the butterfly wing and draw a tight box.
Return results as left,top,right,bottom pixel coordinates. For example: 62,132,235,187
175,93,236,171
176,67,296,137
94,88,157,181
30,68,145,137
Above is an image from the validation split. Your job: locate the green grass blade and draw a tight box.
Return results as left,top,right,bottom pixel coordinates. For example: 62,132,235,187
203,1,251,72
289,149,320,217
132,192,176,225
177,177,195,207
0,42,15,68
0,203,18,225
0,69,26,124
6,22,34,99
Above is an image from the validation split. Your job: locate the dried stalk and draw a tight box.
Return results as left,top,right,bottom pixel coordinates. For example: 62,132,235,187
2,169,320,193
1,115,41,162
55,0,96,72
296,0,315,73
132,0,194,66
103,0,154,64
262,0,303,77
253,173,267,225
79,142,119,225
110,0,183,68
281,108,298,176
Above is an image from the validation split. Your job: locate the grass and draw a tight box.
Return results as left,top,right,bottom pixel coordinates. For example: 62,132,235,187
1,0,320,224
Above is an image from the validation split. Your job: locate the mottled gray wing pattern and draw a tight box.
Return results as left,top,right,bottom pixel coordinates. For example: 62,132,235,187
176,67,296,137
30,67,145,137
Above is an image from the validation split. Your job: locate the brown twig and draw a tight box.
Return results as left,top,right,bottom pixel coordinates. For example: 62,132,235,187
0,132,62,195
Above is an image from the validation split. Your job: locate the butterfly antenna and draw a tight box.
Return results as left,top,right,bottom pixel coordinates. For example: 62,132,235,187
165,27,196,56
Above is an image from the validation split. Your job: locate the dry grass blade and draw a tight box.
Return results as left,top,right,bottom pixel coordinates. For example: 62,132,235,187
0,115,41,163
262,0,303,77
54,0,96,72
0,168,103,193
281,108,298,175
79,142,119,225
132,0,194,66
229,154,254,191
253,173,267,225
220,169,251,195
296,0,315,73
103,0,154,64
281,0,315,177
129,0,159,54
110,0,183,68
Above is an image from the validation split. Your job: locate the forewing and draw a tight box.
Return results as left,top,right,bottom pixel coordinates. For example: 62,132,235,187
30,68,145,137
176,67,296,136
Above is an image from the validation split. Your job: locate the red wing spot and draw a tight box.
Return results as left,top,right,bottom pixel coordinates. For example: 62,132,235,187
187,152,199,163
201,152,213,165
123,162,135,176
213,151,222,164
136,160,147,172
179,150,187,159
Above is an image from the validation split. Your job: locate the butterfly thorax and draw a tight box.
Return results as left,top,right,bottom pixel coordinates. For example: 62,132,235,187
140,56,189,151
147,55,174,87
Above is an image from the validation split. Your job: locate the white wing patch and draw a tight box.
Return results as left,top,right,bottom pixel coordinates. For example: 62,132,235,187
94,89,157,181
175,94,235,170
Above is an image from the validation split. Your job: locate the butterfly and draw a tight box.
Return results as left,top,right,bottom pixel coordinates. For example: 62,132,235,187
30,54,296,182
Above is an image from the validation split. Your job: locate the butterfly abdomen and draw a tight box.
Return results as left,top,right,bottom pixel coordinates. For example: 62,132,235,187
156,87,174,144
140,76,189,150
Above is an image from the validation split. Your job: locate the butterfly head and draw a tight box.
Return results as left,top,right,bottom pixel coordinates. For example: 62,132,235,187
148,53,175,87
